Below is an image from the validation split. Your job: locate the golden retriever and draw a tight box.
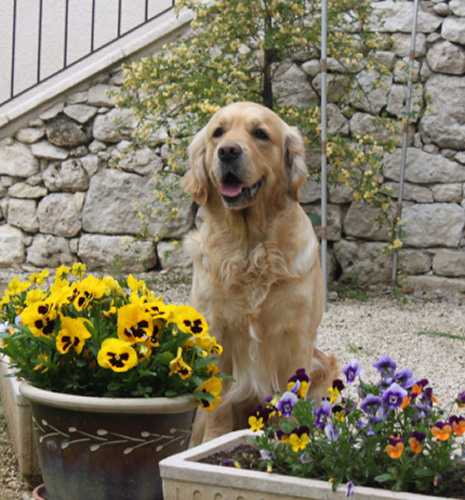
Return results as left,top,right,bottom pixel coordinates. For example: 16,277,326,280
182,102,338,444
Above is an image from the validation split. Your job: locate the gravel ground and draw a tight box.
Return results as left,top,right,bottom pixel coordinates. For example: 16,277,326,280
0,272,464,499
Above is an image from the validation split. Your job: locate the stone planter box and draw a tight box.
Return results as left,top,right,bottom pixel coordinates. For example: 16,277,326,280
0,357,41,485
160,429,462,500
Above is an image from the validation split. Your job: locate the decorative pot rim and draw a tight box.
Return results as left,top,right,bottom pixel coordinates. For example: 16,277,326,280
19,380,199,414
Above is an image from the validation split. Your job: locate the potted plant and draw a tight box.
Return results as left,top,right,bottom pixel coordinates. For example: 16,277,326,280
160,356,465,500
0,264,228,500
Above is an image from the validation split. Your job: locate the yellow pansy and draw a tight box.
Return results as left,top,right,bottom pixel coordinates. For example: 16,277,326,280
25,289,47,306
55,265,71,281
248,415,264,432
6,277,31,295
195,377,223,411
73,275,106,311
194,333,223,355
170,305,209,337
97,338,138,372
101,276,124,296
71,263,86,278
169,347,192,380
21,301,57,337
287,431,310,453
117,303,153,343
56,316,92,354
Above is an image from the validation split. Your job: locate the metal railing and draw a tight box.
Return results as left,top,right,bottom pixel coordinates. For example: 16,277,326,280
1,0,176,107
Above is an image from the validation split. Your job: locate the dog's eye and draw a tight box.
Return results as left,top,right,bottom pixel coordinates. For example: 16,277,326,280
213,127,224,138
253,128,269,141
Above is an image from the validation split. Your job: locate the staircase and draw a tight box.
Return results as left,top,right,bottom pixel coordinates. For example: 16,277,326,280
0,0,194,138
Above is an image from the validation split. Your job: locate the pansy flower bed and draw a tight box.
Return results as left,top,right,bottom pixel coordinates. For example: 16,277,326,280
244,356,465,498
0,264,228,407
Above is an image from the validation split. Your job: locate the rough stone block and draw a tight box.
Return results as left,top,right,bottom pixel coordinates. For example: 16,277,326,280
78,234,157,272
0,142,39,177
433,249,465,277
403,203,465,248
0,225,25,267
333,239,392,284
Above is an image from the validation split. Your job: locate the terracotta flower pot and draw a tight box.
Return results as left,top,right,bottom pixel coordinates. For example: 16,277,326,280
20,382,198,500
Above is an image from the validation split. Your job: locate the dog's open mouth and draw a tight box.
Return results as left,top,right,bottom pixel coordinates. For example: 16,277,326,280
219,174,263,207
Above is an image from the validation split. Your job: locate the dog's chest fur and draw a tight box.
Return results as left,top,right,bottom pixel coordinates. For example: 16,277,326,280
188,230,275,312
185,212,316,328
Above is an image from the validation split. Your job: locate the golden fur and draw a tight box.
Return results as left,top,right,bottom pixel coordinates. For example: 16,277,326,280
182,102,338,444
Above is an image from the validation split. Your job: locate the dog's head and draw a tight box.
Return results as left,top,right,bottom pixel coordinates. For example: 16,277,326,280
182,102,308,209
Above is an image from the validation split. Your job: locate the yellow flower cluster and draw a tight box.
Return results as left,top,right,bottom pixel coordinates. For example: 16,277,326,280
0,265,225,405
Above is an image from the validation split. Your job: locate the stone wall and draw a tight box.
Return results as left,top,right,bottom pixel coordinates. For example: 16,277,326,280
0,0,464,292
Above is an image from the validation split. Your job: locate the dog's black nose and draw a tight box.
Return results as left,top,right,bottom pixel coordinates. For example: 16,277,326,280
218,142,242,163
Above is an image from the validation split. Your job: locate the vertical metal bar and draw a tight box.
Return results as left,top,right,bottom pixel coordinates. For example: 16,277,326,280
320,0,328,312
91,0,96,52
145,0,149,22
118,0,122,36
11,0,18,98
64,0,70,67
37,0,43,84
391,0,419,283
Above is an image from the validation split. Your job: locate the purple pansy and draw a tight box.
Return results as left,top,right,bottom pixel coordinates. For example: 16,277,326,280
382,382,408,409
411,403,428,424
422,387,436,405
360,394,383,415
394,368,417,389
276,391,298,418
343,359,364,383
324,423,339,441
346,481,355,498
410,430,426,442
388,435,403,447
250,404,273,425
332,378,345,392
372,355,397,378
293,425,310,437
288,368,310,384
434,476,443,487
314,400,331,428
259,449,273,460
375,404,389,422
290,379,301,395
456,390,465,406
221,460,239,468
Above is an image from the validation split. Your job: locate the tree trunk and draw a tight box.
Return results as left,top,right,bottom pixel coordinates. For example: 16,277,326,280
262,15,273,110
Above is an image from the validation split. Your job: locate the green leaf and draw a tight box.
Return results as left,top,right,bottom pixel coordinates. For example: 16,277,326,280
107,381,122,392
164,390,179,397
156,351,174,366
194,390,215,402
417,331,465,341
374,473,394,483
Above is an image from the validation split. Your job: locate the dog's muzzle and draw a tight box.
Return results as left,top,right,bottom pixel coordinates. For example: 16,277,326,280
217,142,263,208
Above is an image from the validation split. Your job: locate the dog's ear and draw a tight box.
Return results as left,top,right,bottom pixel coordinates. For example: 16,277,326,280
285,126,308,202
182,127,209,205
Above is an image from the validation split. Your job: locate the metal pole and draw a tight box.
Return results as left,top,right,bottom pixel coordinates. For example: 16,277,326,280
391,0,419,283
320,0,328,312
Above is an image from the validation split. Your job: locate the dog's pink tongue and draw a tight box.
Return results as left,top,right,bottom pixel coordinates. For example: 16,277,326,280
220,182,244,198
